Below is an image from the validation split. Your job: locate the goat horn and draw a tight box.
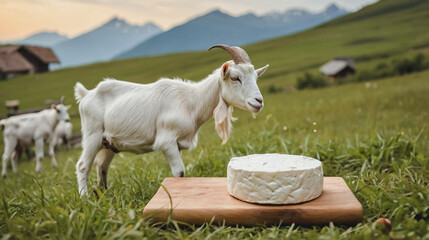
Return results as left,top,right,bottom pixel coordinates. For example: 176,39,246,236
60,96,65,104
208,44,251,65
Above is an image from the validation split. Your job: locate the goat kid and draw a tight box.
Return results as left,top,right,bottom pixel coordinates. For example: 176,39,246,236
53,121,73,149
74,45,269,196
1,98,71,178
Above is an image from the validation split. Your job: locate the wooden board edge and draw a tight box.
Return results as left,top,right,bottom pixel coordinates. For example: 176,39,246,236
143,207,364,226
142,177,364,226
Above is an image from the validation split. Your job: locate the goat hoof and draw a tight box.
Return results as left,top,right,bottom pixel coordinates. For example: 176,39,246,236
93,189,100,199
2,174,6,179
96,184,107,191
92,186,105,199
179,171,184,177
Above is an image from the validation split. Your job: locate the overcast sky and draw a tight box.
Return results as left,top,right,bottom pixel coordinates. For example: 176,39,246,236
0,0,378,40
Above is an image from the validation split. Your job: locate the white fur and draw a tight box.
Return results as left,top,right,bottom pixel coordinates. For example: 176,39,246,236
53,121,73,148
75,60,269,196
1,105,71,177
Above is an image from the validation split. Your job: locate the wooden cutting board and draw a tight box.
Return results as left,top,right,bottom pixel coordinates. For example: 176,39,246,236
142,177,363,225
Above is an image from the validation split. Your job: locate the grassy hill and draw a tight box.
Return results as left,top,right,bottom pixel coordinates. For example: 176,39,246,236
1,0,428,147
1,0,429,116
0,0,428,239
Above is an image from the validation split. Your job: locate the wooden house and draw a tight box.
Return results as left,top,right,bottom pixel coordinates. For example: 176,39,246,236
0,45,60,80
319,57,355,79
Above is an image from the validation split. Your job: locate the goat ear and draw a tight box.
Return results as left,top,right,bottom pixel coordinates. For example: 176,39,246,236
213,96,230,144
221,62,229,80
256,64,269,77
51,104,57,110
65,105,72,110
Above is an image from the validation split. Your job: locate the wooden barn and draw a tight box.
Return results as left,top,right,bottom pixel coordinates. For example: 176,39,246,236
319,57,355,79
0,45,60,80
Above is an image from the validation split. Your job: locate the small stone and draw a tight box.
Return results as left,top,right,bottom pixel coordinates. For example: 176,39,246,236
374,217,392,234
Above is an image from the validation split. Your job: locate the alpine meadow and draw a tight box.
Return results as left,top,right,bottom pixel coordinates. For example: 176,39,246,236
0,0,428,239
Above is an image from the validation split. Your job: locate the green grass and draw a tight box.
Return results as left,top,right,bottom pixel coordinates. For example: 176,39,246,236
0,70,428,239
1,0,429,238
1,0,429,118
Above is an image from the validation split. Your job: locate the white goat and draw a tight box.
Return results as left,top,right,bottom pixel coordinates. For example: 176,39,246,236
74,45,269,196
1,97,71,178
53,121,73,149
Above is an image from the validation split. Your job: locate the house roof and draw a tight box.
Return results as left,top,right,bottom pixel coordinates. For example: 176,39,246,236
0,45,59,73
335,57,355,69
24,46,60,63
320,60,348,76
0,45,20,54
0,50,34,72
319,58,355,76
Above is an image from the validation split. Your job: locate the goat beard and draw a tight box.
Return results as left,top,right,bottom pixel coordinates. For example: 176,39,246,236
213,96,236,144
252,112,258,119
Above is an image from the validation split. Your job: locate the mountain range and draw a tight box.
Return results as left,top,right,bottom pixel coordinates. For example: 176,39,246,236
51,18,163,68
11,32,69,47
115,4,348,59
1,3,347,68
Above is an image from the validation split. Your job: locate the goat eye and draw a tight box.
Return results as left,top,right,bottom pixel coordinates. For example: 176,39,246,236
231,77,241,83
56,109,60,113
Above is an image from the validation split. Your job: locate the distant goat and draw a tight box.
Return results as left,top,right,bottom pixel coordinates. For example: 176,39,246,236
1,97,71,178
53,121,73,149
74,45,269,196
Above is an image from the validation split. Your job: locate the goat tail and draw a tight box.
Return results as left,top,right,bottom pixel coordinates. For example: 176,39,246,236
74,82,88,103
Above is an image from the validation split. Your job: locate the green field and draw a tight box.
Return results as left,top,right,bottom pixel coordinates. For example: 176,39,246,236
1,0,429,239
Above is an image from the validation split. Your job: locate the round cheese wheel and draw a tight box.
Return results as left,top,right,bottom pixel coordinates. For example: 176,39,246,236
227,154,323,204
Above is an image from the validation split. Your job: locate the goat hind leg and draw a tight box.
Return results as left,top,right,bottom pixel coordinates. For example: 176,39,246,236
11,143,21,173
94,149,114,190
76,132,103,197
1,154,9,178
2,138,17,178
25,148,33,161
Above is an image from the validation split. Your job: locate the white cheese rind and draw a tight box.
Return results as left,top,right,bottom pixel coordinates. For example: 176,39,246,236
227,154,323,204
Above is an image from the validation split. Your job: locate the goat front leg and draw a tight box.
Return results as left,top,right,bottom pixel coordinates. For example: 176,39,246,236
161,142,185,177
34,138,44,173
64,137,70,150
48,138,58,167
